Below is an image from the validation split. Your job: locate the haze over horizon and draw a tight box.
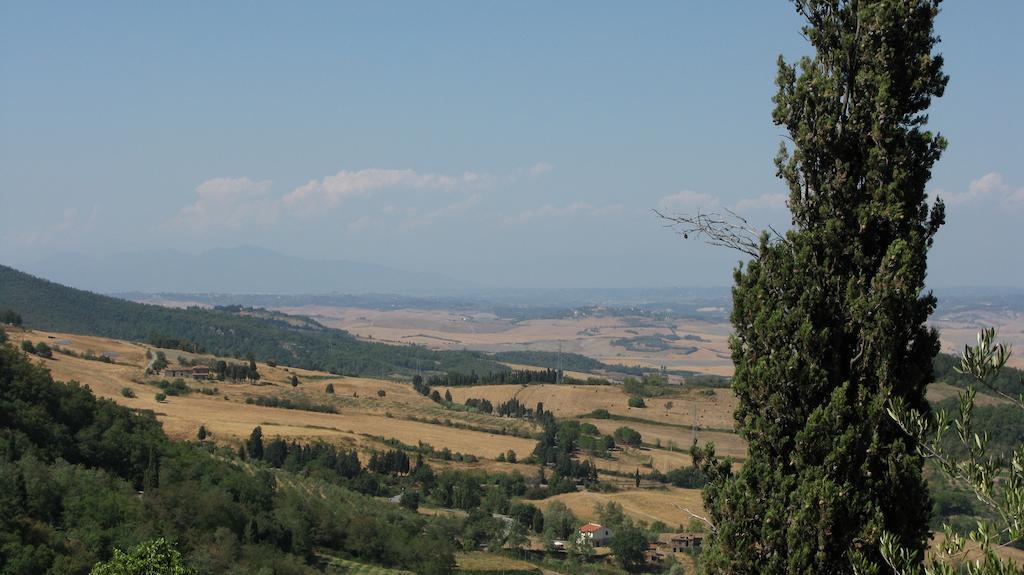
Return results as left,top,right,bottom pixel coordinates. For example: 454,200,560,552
3,2,1022,290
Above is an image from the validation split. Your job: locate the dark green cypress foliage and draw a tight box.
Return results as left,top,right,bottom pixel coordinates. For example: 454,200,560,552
246,426,264,461
701,1,947,573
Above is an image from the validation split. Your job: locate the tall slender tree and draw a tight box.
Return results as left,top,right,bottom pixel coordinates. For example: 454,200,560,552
696,1,948,573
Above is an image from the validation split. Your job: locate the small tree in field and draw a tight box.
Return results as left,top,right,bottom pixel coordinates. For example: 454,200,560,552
878,329,1023,575
33,341,53,358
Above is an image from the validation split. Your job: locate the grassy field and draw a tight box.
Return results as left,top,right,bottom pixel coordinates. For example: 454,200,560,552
534,487,706,530
7,329,538,459
277,305,737,376
445,383,738,426
8,327,727,531
319,554,415,574
454,552,543,574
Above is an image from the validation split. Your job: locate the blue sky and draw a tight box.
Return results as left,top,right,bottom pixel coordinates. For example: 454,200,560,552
1,2,1022,289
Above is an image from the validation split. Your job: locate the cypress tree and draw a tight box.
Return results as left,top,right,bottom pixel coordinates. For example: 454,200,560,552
247,426,264,461
700,1,947,573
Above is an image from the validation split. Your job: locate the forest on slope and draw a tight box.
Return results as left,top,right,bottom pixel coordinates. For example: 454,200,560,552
0,265,501,377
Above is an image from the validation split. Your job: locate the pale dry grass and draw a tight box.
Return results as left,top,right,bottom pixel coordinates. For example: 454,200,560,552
534,487,705,528
929,532,1024,566
455,552,541,572
927,382,1008,407
445,384,738,433
285,305,737,376
8,330,537,459
932,311,1024,369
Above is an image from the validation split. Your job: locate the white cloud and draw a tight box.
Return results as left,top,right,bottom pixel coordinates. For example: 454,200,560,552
172,177,276,231
168,169,490,233
282,169,486,215
939,172,1024,207
732,192,787,212
503,202,623,225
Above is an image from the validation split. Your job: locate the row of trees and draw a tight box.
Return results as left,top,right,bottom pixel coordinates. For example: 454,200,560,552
425,367,566,387
19,339,53,358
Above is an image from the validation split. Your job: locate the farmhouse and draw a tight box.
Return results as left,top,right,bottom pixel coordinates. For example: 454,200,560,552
577,523,613,546
658,532,703,553
162,365,210,380
163,367,193,378
643,543,666,565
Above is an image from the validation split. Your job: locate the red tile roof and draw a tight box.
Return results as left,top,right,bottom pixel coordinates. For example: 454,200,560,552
579,523,604,533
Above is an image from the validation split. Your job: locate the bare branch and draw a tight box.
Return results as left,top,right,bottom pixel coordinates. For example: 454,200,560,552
674,504,717,534
654,208,763,257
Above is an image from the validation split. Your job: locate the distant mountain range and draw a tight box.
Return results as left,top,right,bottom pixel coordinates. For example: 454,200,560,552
19,246,471,295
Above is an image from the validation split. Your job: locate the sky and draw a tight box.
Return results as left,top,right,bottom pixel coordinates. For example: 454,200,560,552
1,1,1022,290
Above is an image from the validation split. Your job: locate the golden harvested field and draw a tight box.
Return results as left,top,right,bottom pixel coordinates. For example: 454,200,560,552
932,309,1024,369
267,303,1024,373
534,487,706,528
277,305,737,376
582,419,746,461
445,383,738,429
930,533,1024,566
926,382,1008,407
590,448,696,477
8,329,742,475
7,329,537,459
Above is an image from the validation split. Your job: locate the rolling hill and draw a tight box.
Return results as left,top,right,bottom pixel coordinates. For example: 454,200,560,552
0,264,500,376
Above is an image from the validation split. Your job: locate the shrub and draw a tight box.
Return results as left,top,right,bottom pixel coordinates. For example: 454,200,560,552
399,491,420,511
325,383,335,394
155,393,167,402
121,387,136,398
628,396,646,408
613,426,642,447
